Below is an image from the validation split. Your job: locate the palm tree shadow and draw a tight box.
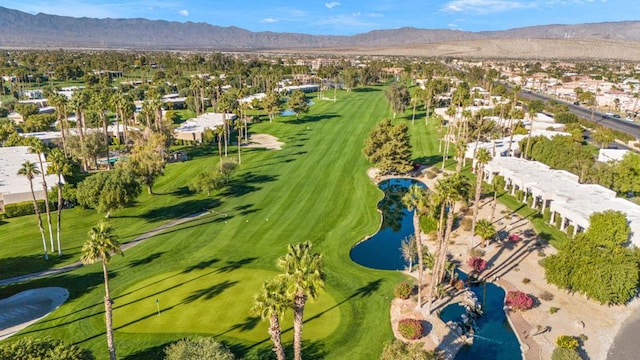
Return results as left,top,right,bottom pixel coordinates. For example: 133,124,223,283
182,258,221,273
182,280,239,304
216,257,258,273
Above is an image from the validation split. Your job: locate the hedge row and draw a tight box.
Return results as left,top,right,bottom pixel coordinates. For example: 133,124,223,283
4,200,46,218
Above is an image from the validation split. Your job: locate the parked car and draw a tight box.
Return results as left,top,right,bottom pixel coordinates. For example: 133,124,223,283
613,114,621,119
626,117,634,122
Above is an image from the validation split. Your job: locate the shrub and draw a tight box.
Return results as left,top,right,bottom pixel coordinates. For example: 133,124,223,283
554,215,562,229
526,196,534,207
543,208,551,222
461,217,472,231
550,307,559,314
4,200,46,218
522,278,531,284
0,337,94,360
515,189,524,202
505,290,534,311
395,282,413,299
398,318,424,340
426,171,437,179
579,334,588,342
164,337,235,360
468,248,485,257
539,291,554,301
556,335,579,350
467,256,488,272
566,225,575,238
380,340,440,360
551,347,581,360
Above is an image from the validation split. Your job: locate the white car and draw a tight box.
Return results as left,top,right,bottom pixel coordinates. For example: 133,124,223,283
626,117,634,122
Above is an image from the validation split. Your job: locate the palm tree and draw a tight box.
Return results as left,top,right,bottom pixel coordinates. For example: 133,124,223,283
48,148,71,256
17,161,48,260
402,185,428,309
81,220,123,360
400,235,417,273
489,175,506,223
277,241,325,360
470,148,492,249
427,174,470,313
475,219,496,247
251,278,291,360
29,139,55,253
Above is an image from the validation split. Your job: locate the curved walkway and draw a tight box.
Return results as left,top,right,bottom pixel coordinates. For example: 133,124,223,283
0,211,208,287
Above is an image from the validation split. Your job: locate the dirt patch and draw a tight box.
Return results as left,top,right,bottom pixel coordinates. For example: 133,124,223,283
244,134,284,150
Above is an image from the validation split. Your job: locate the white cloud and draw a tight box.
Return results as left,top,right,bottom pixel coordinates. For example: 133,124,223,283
366,12,384,18
325,2,341,9
315,14,376,27
179,9,189,16
260,18,278,23
352,11,361,17
442,0,537,14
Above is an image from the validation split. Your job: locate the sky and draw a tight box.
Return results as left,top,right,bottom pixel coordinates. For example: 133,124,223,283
2,0,637,36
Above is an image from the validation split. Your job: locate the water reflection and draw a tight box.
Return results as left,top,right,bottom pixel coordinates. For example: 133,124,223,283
350,178,425,270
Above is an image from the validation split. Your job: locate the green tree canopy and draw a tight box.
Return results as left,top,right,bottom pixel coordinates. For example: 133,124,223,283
286,90,309,119
76,168,141,217
363,119,413,175
163,337,235,360
0,337,95,360
543,211,637,305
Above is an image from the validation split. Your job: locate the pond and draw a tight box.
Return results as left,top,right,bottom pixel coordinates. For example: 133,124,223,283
349,177,522,359
439,271,522,360
350,178,425,270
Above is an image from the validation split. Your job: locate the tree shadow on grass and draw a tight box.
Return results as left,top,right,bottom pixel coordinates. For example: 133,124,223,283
136,198,223,223
0,253,75,285
122,342,171,360
222,173,278,198
216,257,258,273
241,340,327,360
286,113,339,125
182,280,239,304
182,258,221,273
352,86,381,93
127,251,166,268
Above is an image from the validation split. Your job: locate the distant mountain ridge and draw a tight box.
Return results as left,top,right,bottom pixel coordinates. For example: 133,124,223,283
0,6,639,51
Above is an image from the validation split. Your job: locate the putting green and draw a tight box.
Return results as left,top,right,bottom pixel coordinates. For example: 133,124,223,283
112,268,340,342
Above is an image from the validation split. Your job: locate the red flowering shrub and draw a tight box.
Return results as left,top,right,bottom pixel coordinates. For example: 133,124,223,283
398,318,424,340
506,290,534,311
467,256,488,272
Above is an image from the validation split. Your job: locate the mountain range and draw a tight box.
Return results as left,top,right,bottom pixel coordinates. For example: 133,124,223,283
1,6,639,59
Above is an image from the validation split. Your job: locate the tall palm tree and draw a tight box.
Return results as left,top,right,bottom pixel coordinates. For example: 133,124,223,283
81,220,123,360
400,235,417,273
470,148,492,250
17,161,48,260
402,185,428,309
29,139,55,253
427,174,470,313
48,148,71,256
277,241,325,360
251,278,291,360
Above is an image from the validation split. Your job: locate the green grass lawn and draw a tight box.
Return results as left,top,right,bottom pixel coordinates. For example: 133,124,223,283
1,87,423,359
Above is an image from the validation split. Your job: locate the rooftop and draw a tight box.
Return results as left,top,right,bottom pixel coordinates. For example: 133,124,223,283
0,146,59,199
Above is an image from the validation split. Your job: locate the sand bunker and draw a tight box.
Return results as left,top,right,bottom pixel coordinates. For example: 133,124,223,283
244,134,284,150
0,287,69,340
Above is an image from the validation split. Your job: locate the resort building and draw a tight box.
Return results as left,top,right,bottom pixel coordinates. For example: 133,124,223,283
173,112,236,143
0,146,60,211
483,156,640,247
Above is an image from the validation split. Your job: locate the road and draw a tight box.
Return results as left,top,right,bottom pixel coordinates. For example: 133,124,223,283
519,90,640,139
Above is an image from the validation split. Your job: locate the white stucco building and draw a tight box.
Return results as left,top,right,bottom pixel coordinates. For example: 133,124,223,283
483,156,640,247
0,146,60,211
